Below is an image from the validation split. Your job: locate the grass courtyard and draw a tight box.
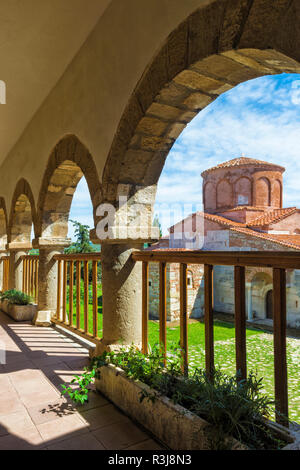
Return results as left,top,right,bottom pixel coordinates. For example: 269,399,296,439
66,287,299,424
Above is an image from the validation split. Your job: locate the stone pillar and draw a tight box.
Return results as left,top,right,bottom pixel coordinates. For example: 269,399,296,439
95,241,145,354
0,250,7,291
32,238,70,326
6,243,30,291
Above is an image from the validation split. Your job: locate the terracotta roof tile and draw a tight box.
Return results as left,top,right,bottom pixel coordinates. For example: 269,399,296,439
202,156,285,176
247,207,297,227
231,227,300,250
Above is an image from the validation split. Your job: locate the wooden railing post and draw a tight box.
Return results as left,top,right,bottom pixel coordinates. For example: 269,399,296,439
204,264,214,379
69,261,74,327
234,265,247,380
76,260,81,330
142,261,149,354
62,261,67,324
56,259,62,320
92,260,98,338
273,268,288,425
180,263,188,376
159,262,167,363
83,260,89,334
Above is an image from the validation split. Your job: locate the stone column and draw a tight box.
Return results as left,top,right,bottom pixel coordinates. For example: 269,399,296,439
246,282,253,321
6,243,30,291
95,241,145,354
0,250,7,291
32,238,70,326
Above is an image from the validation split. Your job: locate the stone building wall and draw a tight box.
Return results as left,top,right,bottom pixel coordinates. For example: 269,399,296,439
149,261,300,327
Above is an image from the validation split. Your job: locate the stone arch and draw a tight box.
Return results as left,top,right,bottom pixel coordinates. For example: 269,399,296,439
234,176,252,206
0,198,8,248
187,269,194,288
203,182,216,211
256,177,271,207
8,179,37,244
37,135,102,239
216,179,233,209
272,179,282,207
250,271,273,319
102,0,300,215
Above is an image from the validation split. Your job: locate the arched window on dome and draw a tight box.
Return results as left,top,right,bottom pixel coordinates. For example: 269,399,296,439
235,177,252,206
272,179,282,208
217,179,233,209
256,177,271,207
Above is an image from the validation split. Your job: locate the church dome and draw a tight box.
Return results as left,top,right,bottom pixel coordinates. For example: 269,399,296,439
202,156,285,213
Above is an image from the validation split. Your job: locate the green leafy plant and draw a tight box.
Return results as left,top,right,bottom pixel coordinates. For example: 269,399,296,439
0,289,32,305
61,367,96,404
61,343,287,450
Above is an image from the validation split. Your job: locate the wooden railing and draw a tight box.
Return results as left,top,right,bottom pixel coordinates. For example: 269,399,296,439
132,250,299,426
0,256,9,292
21,255,39,303
52,253,102,344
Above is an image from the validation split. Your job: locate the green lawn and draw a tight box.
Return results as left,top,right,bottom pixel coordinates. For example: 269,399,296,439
148,320,300,423
65,289,300,424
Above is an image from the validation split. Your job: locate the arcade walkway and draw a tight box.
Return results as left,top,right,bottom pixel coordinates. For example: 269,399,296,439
0,311,163,450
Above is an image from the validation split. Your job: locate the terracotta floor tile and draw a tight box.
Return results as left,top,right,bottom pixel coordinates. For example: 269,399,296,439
79,404,128,430
0,427,45,450
0,408,35,437
92,418,148,449
75,391,109,412
47,432,105,450
37,413,89,443
0,393,26,416
26,398,76,426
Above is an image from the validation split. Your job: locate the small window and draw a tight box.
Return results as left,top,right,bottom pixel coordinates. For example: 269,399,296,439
296,301,298,308
187,278,191,286
148,281,152,287
238,194,248,205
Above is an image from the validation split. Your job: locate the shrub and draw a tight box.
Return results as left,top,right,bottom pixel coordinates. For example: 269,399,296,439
0,289,32,305
61,344,286,450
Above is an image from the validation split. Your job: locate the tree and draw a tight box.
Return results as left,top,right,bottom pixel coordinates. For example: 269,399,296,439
65,220,101,283
65,220,96,254
153,214,162,238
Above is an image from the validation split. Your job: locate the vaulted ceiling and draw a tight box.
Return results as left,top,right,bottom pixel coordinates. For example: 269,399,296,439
0,0,111,165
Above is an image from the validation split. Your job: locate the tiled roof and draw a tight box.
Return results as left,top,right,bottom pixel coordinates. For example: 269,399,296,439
247,207,297,227
201,156,285,176
200,211,246,227
231,227,300,250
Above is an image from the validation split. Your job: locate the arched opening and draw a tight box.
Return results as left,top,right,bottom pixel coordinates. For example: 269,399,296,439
256,177,271,207
251,272,273,320
266,289,273,319
8,179,36,245
235,177,252,206
217,179,233,209
102,0,300,223
37,135,102,239
0,197,8,249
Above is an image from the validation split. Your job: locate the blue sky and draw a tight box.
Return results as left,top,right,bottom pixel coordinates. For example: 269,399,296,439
69,73,300,238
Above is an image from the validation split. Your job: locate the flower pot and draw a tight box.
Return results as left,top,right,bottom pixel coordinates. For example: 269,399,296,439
95,364,247,450
95,364,297,450
0,299,9,314
7,303,37,322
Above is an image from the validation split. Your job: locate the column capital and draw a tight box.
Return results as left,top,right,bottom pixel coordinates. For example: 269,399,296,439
32,237,71,250
89,228,159,246
6,242,32,251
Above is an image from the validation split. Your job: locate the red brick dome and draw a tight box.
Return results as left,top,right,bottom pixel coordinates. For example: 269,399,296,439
202,157,285,213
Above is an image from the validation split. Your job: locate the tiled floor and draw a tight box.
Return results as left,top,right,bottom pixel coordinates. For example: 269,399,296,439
0,311,163,450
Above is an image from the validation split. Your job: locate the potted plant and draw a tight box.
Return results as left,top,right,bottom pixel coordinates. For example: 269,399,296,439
0,289,37,321
61,345,297,450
